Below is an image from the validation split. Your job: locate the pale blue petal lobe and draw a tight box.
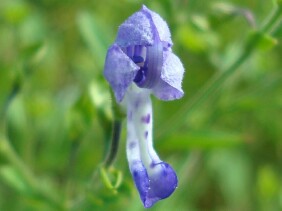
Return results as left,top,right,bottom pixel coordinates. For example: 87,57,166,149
115,10,154,47
145,162,178,208
103,44,140,102
161,51,185,92
141,5,173,46
152,79,184,101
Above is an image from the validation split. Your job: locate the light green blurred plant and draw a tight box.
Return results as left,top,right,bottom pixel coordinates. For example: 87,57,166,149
0,0,281,210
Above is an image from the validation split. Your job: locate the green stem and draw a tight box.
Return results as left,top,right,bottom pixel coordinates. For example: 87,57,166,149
0,80,21,120
157,4,282,138
261,3,282,33
104,120,123,168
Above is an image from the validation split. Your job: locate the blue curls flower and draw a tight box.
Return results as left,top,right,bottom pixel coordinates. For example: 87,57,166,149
104,5,185,208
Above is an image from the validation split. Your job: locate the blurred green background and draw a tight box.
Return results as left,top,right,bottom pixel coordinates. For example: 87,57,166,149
0,0,281,210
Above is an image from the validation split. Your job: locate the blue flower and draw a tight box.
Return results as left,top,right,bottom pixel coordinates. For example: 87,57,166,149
103,5,185,208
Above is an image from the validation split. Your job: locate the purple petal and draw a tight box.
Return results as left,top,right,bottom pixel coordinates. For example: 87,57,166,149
115,5,173,48
115,8,154,47
142,5,173,47
103,44,140,102
146,162,178,208
137,40,163,88
130,161,150,204
130,161,178,208
152,51,184,100
161,51,185,91
152,79,184,101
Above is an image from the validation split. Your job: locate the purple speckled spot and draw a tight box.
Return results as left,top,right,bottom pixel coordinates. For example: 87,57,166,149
141,113,151,124
129,141,137,149
128,110,133,121
144,131,148,139
135,99,141,109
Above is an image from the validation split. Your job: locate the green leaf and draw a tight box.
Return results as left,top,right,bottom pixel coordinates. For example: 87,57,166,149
160,130,244,151
275,0,282,7
1,0,29,25
248,30,278,51
76,11,109,69
257,166,279,199
100,167,123,194
176,24,208,53
20,42,43,60
0,165,31,194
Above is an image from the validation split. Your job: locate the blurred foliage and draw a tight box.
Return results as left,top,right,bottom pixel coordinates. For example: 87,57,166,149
0,0,282,210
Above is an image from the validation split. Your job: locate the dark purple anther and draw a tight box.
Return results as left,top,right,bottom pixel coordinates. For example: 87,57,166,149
133,67,147,84
132,55,144,64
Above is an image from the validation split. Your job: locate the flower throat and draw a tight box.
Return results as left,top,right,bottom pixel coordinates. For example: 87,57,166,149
125,43,163,89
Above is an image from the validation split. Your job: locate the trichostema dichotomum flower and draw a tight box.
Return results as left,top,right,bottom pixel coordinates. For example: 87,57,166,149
103,5,185,208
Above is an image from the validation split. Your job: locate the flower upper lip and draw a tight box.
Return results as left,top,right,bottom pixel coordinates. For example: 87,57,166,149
115,5,172,48
104,5,185,103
